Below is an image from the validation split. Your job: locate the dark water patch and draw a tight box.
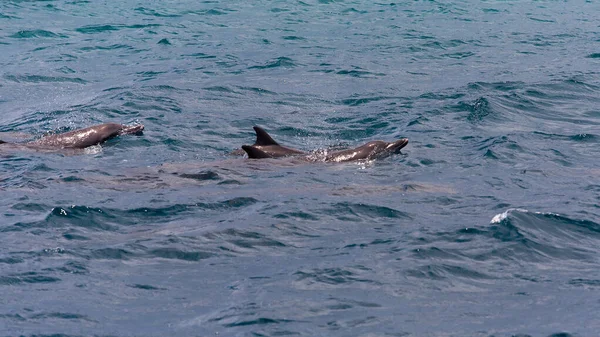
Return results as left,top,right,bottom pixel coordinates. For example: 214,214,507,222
568,133,597,142
137,71,167,81
448,97,493,123
0,273,61,286
60,176,85,183
75,24,161,34
441,51,474,59
0,313,26,321
587,53,600,59
75,25,120,34
186,52,217,59
0,13,19,19
218,179,243,185
411,246,465,261
0,257,24,264
203,228,287,252
533,131,598,143
202,8,229,16
134,7,182,17
29,312,94,321
177,170,221,181
224,317,296,327
128,283,167,290
52,261,89,275
235,86,278,95
11,202,49,212
419,92,465,100
3,205,121,233
294,266,379,287
79,44,133,51
90,248,133,260
336,69,385,78
150,248,215,261
47,206,120,231
274,211,319,221
203,86,238,94
16,334,88,337
467,81,524,93
405,264,494,281
529,16,555,23
339,96,401,107
198,197,259,210
249,57,296,70
282,35,306,41
324,298,381,310
568,278,600,287
9,30,67,39
323,202,411,222
4,74,86,84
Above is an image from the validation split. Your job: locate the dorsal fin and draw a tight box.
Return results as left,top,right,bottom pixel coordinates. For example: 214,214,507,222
253,126,279,146
242,145,273,159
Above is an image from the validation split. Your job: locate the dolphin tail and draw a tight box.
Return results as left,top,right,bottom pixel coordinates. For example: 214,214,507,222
242,145,273,159
118,124,145,136
253,126,279,146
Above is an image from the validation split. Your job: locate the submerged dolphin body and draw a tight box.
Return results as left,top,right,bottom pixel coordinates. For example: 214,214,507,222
241,126,408,162
0,123,144,150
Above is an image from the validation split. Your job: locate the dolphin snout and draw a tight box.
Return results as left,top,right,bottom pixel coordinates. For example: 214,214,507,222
391,138,409,153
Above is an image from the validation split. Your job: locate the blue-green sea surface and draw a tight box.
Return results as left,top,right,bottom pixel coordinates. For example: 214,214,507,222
1,1,600,336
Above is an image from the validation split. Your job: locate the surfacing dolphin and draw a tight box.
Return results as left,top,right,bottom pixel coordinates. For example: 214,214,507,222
0,123,144,150
231,126,306,158
241,126,408,162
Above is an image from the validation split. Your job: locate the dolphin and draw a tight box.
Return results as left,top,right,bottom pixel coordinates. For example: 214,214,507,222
0,123,144,150
232,126,306,158
323,139,409,162
241,126,408,162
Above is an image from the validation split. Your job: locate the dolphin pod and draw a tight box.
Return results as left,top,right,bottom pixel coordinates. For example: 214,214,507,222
1,123,408,162
0,123,144,150
241,126,408,162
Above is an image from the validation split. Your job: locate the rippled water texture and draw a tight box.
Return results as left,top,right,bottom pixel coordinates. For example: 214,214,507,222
1,1,600,336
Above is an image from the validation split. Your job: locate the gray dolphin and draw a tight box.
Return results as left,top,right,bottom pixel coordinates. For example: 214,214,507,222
232,126,306,158
0,123,144,150
241,126,408,162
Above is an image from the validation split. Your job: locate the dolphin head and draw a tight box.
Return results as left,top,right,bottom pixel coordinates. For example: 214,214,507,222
385,138,409,154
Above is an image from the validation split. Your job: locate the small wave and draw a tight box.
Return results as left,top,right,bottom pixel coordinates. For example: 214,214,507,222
487,208,600,262
293,266,380,288
4,74,86,84
134,7,182,17
9,29,67,39
75,24,160,34
322,202,412,222
248,57,296,70
336,69,385,78
128,283,167,290
0,272,61,286
490,208,532,224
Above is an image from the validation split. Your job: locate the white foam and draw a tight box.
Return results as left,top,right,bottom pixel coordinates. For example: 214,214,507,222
490,208,561,223
490,208,529,223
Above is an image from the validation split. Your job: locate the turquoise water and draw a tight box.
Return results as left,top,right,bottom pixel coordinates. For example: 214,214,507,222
1,1,600,336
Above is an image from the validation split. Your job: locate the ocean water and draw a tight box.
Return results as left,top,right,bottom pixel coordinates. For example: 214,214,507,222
1,1,600,336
